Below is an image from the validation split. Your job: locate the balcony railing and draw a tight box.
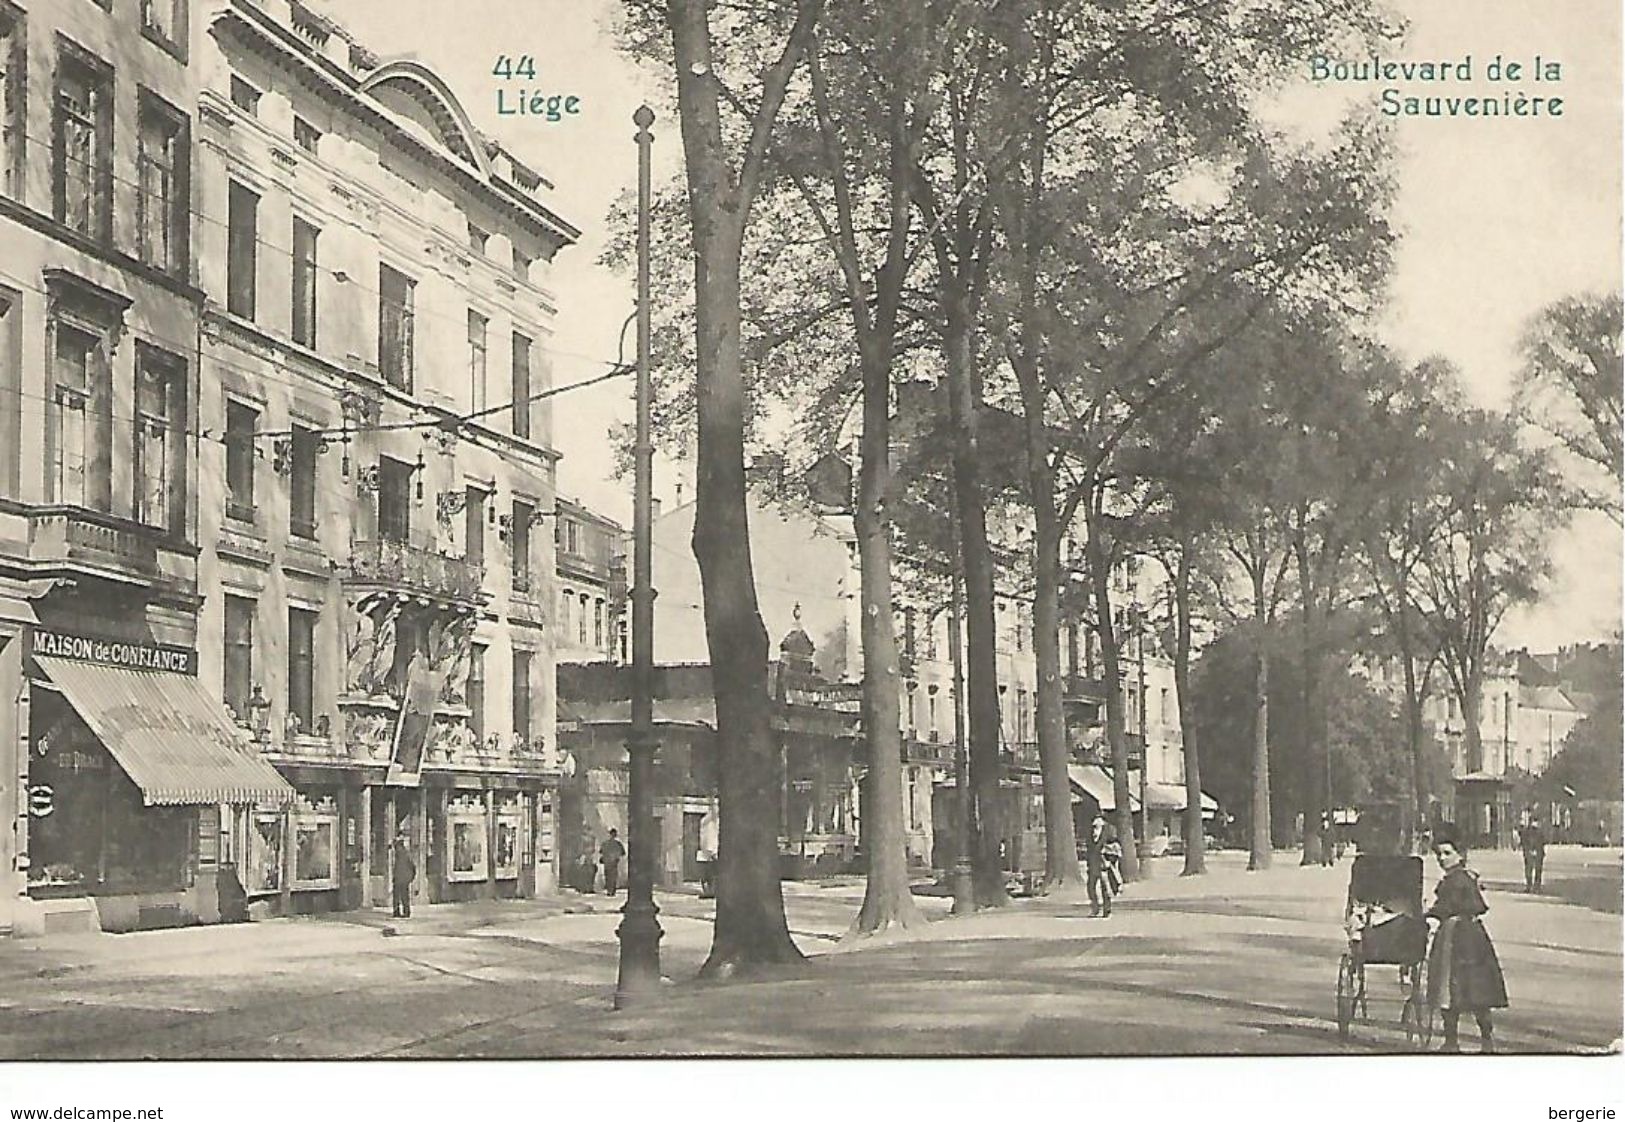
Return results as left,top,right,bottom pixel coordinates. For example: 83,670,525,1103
343,539,485,603
24,505,195,589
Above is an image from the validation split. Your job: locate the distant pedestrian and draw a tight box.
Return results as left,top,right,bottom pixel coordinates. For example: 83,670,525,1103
573,838,597,894
1321,811,1335,867
599,828,627,895
1426,829,1508,1053
1518,817,1547,893
391,831,415,919
1084,815,1118,918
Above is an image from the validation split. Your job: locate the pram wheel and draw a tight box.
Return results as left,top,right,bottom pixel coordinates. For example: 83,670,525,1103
1336,952,1359,1040
1400,961,1432,1049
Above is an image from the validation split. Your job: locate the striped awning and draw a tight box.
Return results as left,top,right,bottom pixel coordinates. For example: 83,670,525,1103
1067,764,1139,813
36,657,295,807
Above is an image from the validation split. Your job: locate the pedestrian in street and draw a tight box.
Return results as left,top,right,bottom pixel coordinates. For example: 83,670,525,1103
599,828,627,895
1518,817,1547,893
1425,828,1509,1053
574,838,597,893
1321,811,1336,867
1084,815,1118,918
391,831,415,919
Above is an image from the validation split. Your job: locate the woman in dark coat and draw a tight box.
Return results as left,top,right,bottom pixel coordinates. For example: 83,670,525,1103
1426,830,1508,1052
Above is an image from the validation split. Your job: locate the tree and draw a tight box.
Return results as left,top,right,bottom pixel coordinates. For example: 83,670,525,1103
1417,410,1569,784
1358,358,1463,849
1515,292,1623,524
663,0,825,977
787,4,930,936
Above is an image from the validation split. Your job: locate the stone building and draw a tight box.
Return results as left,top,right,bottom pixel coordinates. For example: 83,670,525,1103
187,0,577,915
553,496,626,666
2,0,296,936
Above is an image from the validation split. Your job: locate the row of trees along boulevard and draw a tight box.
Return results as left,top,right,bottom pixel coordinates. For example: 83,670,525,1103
609,0,1597,978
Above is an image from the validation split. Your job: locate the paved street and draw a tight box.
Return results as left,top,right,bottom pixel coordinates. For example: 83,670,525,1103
1,847,1617,1058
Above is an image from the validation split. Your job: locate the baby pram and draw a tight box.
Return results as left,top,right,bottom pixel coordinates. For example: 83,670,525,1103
1336,854,1431,1047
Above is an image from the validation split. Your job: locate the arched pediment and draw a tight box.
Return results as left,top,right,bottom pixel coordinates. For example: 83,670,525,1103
360,60,491,177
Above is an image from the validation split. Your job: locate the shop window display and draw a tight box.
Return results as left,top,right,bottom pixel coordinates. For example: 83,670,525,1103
27,704,189,895
292,792,338,889
448,795,487,881
494,795,521,879
247,809,282,895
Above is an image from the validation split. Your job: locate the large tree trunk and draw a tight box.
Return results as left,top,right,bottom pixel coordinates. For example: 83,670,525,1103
669,0,803,976
1173,541,1205,876
944,283,1009,908
1249,563,1273,871
1400,646,1427,852
850,338,923,935
1032,489,1082,888
1296,544,1326,867
1087,513,1140,881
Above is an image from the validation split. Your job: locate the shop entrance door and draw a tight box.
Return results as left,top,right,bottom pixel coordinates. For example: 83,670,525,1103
370,788,425,908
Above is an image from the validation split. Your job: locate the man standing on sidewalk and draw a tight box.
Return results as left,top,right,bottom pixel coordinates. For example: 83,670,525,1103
1084,815,1116,918
1518,816,1546,893
599,828,627,895
391,831,416,918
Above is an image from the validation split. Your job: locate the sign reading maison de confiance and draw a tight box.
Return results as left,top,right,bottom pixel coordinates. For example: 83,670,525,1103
28,629,198,675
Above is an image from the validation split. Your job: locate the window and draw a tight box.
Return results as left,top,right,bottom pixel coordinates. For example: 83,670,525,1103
140,0,180,45
558,587,571,637
291,217,318,348
293,116,320,154
593,599,604,650
379,265,415,391
288,607,316,734
378,456,412,543
230,75,260,116
511,331,531,439
224,595,255,722
1160,687,1171,726
137,96,187,274
54,46,111,241
468,643,486,745
224,400,257,522
50,323,96,507
510,499,531,592
577,593,588,645
511,649,531,745
289,424,318,539
134,348,184,532
467,222,488,254
1,6,26,199
464,486,485,570
227,181,258,319
467,310,487,413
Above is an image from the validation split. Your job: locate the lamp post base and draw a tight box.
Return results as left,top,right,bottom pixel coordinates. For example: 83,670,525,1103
614,899,664,1009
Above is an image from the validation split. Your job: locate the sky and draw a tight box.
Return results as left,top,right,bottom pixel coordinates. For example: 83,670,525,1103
314,0,1621,650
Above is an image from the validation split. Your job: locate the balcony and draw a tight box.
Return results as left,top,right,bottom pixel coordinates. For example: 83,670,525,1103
342,538,485,605
20,504,196,595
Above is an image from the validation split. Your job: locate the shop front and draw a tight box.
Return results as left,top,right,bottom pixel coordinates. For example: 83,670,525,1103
425,778,552,903
21,630,294,933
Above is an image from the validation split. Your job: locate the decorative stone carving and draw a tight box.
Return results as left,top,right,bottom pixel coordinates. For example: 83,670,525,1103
344,710,394,761
344,595,402,697
428,718,475,763
432,614,476,704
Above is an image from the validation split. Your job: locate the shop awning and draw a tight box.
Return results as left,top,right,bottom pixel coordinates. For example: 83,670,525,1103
36,657,295,807
1067,764,1139,813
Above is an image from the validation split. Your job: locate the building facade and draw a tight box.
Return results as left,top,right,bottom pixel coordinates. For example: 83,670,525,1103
190,0,578,915
2,0,298,937
553,496,625,666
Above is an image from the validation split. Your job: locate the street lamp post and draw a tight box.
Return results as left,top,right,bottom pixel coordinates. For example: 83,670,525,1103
949,566,973,914
1133,603,1150,879
615,104,663,1009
